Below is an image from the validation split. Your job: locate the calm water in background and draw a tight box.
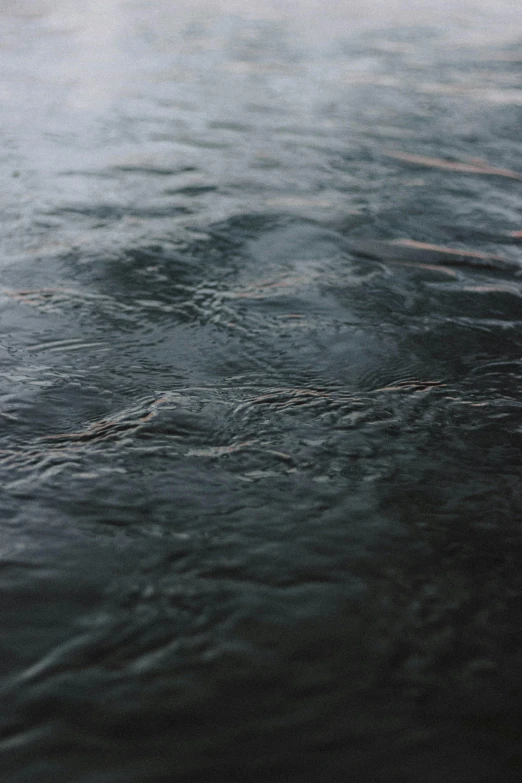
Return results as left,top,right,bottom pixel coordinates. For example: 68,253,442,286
0,1,522,780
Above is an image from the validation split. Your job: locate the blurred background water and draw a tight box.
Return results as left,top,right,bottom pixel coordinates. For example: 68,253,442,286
0,1,521,781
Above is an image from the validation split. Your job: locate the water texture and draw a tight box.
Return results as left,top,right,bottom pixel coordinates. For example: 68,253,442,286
0,1,521,780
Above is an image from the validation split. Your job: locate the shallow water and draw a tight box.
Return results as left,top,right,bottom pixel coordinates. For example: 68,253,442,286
1,1,522,781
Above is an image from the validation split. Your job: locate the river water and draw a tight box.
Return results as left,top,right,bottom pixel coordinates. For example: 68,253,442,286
0,1,521,780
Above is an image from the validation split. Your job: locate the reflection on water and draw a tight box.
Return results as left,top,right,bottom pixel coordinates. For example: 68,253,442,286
55,0,128,111
0,1,521,781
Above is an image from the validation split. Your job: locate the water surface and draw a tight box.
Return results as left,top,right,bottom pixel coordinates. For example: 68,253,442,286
1,1,522,781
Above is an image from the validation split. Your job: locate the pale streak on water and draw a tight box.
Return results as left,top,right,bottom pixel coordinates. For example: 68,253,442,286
0,2,521,781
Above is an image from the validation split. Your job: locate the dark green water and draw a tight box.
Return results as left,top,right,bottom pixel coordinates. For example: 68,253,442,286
0,1,521,780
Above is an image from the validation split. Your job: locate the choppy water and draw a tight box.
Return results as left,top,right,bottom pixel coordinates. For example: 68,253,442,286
1,1,522,780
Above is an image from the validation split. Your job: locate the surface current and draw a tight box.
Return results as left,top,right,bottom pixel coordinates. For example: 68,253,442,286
0,2,521,781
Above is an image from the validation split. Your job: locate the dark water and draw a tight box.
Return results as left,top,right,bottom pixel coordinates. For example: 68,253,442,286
1,1,522,780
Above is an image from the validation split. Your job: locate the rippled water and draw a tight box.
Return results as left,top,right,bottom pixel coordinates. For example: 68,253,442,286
1,1,522,780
